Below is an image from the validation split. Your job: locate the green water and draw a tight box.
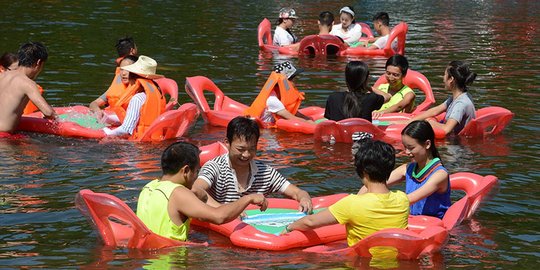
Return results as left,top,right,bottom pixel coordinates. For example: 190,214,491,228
1,0,539,269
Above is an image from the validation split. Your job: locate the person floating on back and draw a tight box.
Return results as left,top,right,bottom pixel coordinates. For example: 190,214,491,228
0,42,57,134
136,141,268,241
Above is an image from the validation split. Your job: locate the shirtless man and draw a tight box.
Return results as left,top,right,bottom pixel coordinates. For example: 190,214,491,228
0,42,56,133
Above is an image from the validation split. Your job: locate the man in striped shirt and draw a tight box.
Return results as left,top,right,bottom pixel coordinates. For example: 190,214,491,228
192,116,313,213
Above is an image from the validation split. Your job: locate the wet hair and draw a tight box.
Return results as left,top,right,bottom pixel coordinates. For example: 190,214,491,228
373,12,390,26
17,42,48,67
343,61,371,118
0,52,18,69
319,11,334,27
227,116,260,144
402,120,440,159
161,142,200,176
115,37,136,58
385,54,409,77
121,55,139,64
340,6,356,24
354,139,396,183
446,61,477,92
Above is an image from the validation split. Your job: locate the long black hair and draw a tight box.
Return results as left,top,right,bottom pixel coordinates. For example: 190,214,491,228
343,61,371,118
446,61,477,92
402,120,440,159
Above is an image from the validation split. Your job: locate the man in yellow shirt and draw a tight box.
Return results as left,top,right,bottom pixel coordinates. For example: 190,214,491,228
137,142,268,241
284,135,409,246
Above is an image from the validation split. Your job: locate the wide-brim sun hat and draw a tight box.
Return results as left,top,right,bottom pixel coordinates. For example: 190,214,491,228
279,8,298,19
121,55,164,79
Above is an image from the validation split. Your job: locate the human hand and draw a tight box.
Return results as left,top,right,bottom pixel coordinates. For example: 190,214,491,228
280,225,293,235
298,197,313,214
249,194,268,211
372,111,384,120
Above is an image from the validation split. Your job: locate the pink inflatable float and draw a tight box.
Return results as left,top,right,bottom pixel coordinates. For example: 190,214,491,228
258,18,407,57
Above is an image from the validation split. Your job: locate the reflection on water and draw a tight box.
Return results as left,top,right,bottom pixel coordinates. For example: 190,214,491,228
1,0,539,268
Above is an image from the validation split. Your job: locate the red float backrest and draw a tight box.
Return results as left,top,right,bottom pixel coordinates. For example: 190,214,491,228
357,22,374,38
137,103,199,142
257,18,273,48
155,78,179,111
383,22,408,56
374,69,435,114
75,189,183,249
199,141,229,166
185,76,226,115
298,35,346,56
459,106,514,137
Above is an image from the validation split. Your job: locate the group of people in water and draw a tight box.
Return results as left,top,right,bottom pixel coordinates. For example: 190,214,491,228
0,6,480,251
274,6,397,51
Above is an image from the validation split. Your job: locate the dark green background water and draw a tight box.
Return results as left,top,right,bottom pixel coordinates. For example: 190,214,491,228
1,0,538,268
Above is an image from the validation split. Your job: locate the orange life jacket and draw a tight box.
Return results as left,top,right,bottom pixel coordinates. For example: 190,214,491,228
113,78,165,140
103,67,131,110
244,72,305,119
23,84,44,115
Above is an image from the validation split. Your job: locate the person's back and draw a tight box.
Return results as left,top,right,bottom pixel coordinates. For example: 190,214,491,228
137,178,189,240
324,61,384,122
137,142,268,241
317,11,334,35
0,42,55,132
285,138,409,247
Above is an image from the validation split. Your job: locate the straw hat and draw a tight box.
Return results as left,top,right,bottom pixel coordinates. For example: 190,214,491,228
121,55,164,79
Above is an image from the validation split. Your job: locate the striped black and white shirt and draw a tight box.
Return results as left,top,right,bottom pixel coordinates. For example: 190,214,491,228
198,154,290,204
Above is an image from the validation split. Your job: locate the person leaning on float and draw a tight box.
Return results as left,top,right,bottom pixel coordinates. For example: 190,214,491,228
0,42,57,135
330,6,363,47
89,37,138,121
136,142,268,241
102,55,165,139
283,136,409,248
371,54,415,119
244,61,314,126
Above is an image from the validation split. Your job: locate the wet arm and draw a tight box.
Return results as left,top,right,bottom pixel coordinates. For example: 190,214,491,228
26,84,56,119
286,209,338,232
407,170,448,204
283,184,312,213
192,178,221,207
172,188,267,224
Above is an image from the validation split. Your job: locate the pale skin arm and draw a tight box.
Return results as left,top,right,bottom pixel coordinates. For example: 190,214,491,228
409,102,457,135
275,109,315,124
172,186,267,225
373,92,416,119
283,209,338,233
89,96,107,116
282,184,313,213
370,86,392,102
191,178,222,207
406,169,449,204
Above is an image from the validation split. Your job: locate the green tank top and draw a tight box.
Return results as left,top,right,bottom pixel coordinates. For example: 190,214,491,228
376,83,414,112
136,179,190,241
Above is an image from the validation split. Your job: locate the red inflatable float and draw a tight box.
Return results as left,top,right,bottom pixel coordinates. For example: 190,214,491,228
16,103,198,141
277,69,435,135
302,173,497,258
257,18,407,57
76,189,208,249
